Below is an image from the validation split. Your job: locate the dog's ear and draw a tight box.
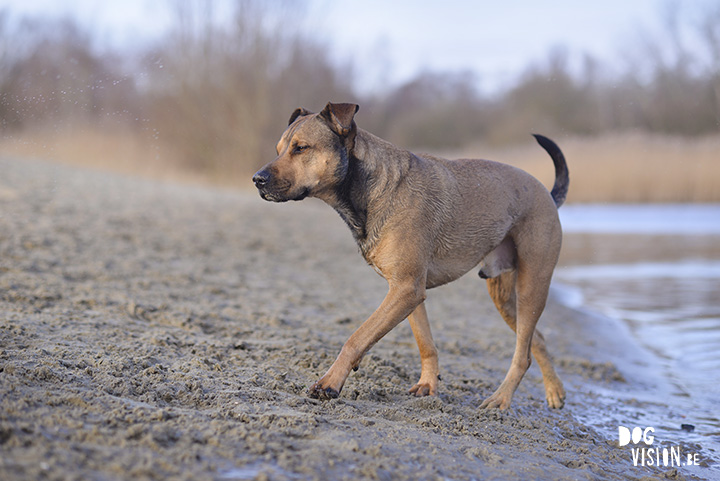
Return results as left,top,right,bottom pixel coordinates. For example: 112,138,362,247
319,102,359,137
288,107,313,126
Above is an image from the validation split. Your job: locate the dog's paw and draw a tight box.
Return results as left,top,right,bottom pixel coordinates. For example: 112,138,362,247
479,390,513,410
545,383,566,409
409,382,436,397
308,382,340,401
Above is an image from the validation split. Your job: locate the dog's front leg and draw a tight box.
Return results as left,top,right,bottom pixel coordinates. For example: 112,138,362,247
309,279,426,400
408,302,439,396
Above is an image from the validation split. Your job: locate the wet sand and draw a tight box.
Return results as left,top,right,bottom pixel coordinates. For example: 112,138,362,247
0,158,707,480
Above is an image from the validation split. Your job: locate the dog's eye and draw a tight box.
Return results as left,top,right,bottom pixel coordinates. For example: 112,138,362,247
293,145,309,154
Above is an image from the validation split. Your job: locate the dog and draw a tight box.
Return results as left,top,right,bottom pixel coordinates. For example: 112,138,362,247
252,102,569,409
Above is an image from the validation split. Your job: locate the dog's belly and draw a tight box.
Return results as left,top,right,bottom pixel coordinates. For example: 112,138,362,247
426,253,484,289
425,225,511,289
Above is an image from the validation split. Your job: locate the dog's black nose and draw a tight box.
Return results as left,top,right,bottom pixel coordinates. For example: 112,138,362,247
252,170,269,188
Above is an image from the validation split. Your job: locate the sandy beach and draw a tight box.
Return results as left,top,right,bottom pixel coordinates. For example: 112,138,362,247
0,157,708,480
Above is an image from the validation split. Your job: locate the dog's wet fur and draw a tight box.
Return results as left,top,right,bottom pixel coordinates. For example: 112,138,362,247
253,102,569,409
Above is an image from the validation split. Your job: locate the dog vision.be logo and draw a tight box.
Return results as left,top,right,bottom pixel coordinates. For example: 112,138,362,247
618,426,700,468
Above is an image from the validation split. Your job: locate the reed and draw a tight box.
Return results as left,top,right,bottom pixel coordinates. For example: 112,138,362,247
2,128,719,202
442,133,720,203
0,126,218,186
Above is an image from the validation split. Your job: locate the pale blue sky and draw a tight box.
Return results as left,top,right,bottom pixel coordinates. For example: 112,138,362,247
310,0,666,91
0,0,701,93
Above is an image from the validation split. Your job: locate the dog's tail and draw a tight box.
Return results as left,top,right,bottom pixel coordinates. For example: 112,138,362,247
532,134,569,208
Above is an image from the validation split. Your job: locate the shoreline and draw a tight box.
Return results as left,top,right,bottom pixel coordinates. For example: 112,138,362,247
0,157,710,480
550,290,716,475
552,264,720,476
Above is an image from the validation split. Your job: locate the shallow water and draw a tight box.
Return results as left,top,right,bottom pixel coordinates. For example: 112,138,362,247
559,203,720,235
555,204,720,471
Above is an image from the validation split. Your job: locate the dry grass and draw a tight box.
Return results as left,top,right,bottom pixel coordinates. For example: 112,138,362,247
0,126,226,187
441,133,720,203
2,128,719,202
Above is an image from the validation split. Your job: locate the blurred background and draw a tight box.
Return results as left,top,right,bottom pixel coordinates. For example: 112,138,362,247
0,0,719,201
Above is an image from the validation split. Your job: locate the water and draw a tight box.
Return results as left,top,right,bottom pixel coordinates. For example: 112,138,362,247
559,203,720,235
554,204,720,471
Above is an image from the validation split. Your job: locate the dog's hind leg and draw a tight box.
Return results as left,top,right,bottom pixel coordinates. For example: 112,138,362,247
529,326,565,408
408,302,439,396
483,267,565,409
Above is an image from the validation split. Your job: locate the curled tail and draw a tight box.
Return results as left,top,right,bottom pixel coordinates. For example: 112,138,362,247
532,134,569,208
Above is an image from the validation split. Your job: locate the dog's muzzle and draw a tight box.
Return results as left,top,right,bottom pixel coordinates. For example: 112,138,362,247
252,169,308,202
252,169,277,201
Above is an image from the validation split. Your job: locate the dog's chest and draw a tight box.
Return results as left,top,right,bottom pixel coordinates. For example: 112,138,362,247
360,245,387,278
370,263,386,279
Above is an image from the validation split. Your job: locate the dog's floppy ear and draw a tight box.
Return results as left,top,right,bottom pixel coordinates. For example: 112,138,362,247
319,102,359,137
288,107,313,126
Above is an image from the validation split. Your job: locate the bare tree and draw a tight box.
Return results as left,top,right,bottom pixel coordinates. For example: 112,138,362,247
143,0,353,176
0,15,137,132
699,3,720,129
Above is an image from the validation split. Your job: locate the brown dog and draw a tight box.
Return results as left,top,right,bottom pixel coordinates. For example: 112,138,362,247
252,102,569,409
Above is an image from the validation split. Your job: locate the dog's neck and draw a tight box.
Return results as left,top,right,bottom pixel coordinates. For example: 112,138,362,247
321,130,411,260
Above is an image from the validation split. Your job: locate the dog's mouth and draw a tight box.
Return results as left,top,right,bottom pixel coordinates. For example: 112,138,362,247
253,170,309,202
258,187,309,203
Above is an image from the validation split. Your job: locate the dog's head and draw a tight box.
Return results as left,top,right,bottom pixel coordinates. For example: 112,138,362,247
252,102,359,202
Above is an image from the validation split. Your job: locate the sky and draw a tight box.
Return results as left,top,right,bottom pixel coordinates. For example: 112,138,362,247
0,0,688,93
308,0,667,92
